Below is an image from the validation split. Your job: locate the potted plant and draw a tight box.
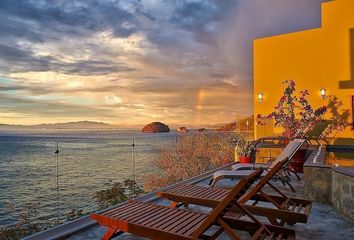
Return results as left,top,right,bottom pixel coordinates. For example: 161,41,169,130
234,137,251,163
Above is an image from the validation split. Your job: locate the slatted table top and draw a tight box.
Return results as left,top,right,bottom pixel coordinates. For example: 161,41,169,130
96,201,208,238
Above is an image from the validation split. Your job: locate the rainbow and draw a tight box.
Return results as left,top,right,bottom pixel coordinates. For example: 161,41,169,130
194,87,205,126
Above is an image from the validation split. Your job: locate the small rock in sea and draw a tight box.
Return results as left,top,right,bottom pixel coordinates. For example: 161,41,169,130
177,127,188,133
197,128,207,132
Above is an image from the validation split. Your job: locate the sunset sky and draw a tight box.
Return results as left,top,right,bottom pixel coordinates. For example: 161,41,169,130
0,0,324,127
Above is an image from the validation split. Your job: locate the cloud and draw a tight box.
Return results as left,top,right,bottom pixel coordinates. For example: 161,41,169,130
217,0,323,79
104,95,123,105
0,0,324,126
0,43,134,75
0,0,140,40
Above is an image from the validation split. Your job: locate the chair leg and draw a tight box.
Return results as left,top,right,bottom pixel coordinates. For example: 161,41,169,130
208,177,214,186
169,201,178,208
266,216,285,226
102,228,120,240
277,177,296,193
284,181,296,193
217,217,241,240
288,168,301,181
207,227,225,240
210,176,227,187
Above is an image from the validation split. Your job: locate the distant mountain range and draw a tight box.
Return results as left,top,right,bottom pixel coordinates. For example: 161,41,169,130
0,121,118,129
0,116,255,131
216,116,254,132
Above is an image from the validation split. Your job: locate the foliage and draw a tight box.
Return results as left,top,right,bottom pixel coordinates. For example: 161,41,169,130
256,80,348,138
121,179,145,198
1,179,145,239
0,202,42,240
66,209,87,221
322,96,350,137
144,133,237,192
234,136,250,157
93,179,144,209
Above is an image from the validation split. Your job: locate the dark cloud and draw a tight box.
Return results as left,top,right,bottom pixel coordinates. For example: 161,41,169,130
0,79,129,95
171,1,220,29
167,1,236,43
0,0,325,124
54,60,136,76
0,92,125,119
0,0,150,76
0,44,33,61
0,0,323,77
0,15,44,42
0,43,51,72
0,0,139,40
0,43,135,75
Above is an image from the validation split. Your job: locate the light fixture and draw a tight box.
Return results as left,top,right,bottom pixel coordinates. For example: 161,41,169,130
257,93,264,103
320,88,326,99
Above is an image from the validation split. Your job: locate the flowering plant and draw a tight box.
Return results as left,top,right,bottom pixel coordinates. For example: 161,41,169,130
257,80,327,138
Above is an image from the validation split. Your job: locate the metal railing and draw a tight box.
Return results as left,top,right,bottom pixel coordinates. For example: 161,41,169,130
22,162,235,240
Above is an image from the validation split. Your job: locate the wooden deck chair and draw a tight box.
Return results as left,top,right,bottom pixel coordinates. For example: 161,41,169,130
158,158,311,226
91,170,295,240
211,139,306,187
304,120,331,144
247,125,310,151
230,139,306,171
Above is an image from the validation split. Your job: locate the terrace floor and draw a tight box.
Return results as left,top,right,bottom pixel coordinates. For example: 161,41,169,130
66,172,354,240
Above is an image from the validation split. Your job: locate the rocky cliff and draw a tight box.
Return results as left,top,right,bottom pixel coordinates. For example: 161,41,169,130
217,122,236,132
142,122,170,133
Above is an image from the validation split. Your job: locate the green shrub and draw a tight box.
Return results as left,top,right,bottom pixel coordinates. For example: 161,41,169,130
93,179,144,209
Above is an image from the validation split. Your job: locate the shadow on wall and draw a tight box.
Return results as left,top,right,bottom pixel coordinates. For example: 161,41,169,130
339,28,354,89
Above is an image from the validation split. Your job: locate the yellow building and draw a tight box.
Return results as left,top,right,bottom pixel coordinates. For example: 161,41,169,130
254,0,354,142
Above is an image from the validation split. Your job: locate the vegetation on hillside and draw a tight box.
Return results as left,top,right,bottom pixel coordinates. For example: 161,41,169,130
0,202,43,240
144,133,238,191
93,179,144,209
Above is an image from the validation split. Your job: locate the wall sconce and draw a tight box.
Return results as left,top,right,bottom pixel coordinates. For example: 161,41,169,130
257,93,264,103
320,88,326,99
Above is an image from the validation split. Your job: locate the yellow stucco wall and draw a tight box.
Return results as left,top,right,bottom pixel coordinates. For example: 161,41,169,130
254,0,354,140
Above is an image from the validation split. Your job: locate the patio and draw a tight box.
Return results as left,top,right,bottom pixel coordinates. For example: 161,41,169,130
24,144,354,240
66,172,354,240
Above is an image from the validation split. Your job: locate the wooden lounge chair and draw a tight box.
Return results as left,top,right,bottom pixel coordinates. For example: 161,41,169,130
304,120,331,144
230,139,305,171
158,158,312,226
210,139,306,187
91,170,296,240
246,125,310,152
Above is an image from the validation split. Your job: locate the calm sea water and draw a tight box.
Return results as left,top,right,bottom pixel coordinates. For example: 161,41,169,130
0,129,177,227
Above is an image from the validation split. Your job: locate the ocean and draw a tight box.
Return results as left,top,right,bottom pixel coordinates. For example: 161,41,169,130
0,129,178,227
